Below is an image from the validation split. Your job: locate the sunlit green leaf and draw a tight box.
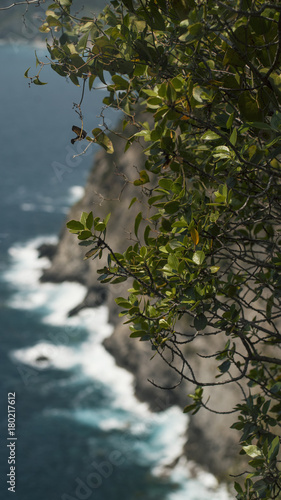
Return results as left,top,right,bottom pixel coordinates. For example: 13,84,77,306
192,251,205,265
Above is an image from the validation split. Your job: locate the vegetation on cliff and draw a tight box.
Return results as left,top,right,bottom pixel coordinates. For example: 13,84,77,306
9,0,281,496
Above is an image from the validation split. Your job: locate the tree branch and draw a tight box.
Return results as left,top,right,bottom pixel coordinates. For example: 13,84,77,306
0,0,44,10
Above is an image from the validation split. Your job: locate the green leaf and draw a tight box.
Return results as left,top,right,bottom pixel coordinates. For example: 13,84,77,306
164,201,180,214
167,82,177,103
248,457,264,468
33,78,47,85
103,212,111,227
78,230,92,240
243,445,262,458
80,212,88,226
193,86,204,103
226,113,234,129
134,170,150,186
214,184,228,203
218,359,231,373
230,128,237,146
271,382,281,394
134,63,148,77
115,297,132,308
210,266,220,273
213,145,232,160
91,128,114,154
69,74,80,86
194,313,207,331
79,240,92,247
159,318,169,328
147,96,163,109
142,89,158,97
246,121,272,130
223,47,245,67
112,74,129,90
268,436,280,462
95,222,106,231
144,225,151,245
159,178,173,190
77,32,90,51
134,212,142,238
84,247,100,259
66,220,84,231
88,74,96,91
192,251,205,266
253,479,268,497
190,227,199,245
129,197,137,209
201,130,220,141
234,482,243,495
46,15,62,28
35,51,41,67
183,403,198,414
140,246,147,258
24,67,31,78
171,76,184,91
168,253,179,271
86,212,94,230
238,92,263,121
130,330,148,338
111,276,127,284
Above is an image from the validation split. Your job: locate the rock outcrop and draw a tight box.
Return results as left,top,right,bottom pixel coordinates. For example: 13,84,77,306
40,129,243,481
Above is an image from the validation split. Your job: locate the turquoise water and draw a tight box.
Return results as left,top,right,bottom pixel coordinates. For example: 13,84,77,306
0,44,232,500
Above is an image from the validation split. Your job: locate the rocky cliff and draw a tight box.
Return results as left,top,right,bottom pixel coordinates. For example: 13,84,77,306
40,129,243,481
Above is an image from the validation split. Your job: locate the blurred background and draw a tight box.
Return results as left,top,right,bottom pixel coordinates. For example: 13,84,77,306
0,2,231,499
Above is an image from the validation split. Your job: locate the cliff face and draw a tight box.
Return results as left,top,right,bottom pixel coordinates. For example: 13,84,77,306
41,131,243,481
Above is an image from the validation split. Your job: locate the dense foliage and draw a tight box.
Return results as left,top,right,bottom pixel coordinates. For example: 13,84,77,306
23,0,281,496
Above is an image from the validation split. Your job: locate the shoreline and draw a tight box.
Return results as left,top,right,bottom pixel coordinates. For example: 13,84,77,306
3,236,232,499
37,130,242,484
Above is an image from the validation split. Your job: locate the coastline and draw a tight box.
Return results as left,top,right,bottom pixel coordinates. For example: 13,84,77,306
39,127,242,484
3,235,231,500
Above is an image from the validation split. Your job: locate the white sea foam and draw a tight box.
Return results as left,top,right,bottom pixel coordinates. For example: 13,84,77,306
3,236,56,288
20,203,59,213
5,237,232,499
12,342,76,370
2,236,86,314
21,203,36,211
68,185,85,203
166,457,233,500
20,190,81,214
42,204,56,213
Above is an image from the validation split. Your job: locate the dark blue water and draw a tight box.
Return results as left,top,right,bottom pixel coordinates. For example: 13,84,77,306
0,44,230,500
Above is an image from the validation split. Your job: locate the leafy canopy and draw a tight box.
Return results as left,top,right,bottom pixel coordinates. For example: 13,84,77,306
27,0,281,497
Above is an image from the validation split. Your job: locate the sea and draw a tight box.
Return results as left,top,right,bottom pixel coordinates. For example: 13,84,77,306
0,42,233,500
